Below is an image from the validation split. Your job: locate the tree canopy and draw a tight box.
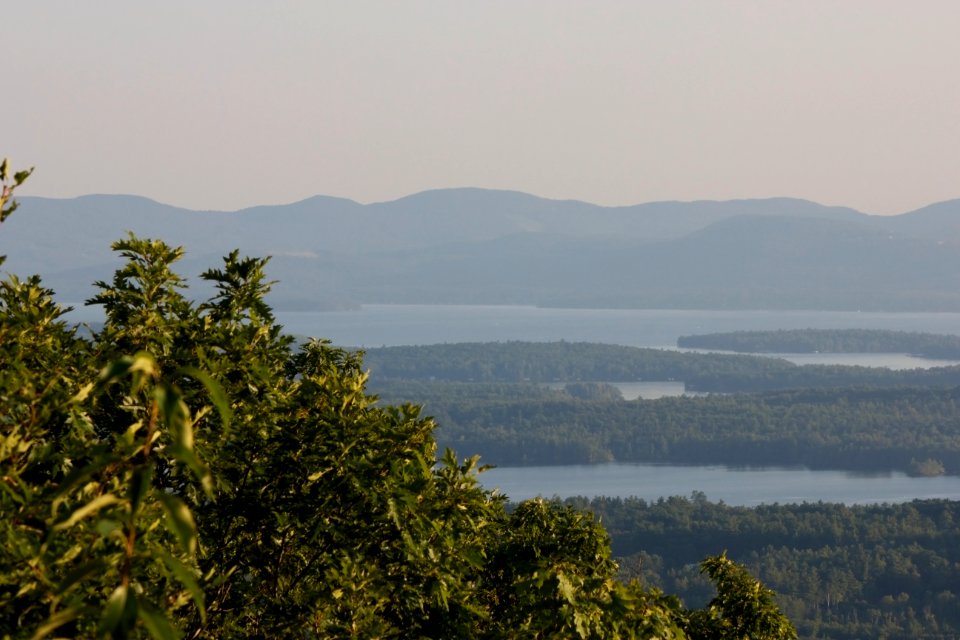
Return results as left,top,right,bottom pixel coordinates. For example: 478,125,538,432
0,163,795,639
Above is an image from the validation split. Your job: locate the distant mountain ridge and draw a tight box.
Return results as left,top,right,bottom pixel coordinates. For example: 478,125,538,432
2,188,960,311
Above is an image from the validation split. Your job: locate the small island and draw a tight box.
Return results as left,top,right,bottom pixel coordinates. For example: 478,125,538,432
678,328,960,359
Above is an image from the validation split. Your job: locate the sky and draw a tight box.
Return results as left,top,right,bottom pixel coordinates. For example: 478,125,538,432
6,1,960,214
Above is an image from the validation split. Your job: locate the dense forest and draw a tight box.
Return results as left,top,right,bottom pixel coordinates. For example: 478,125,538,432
678,329,960,359
562,495,960,640
370,381,960,475
361,341,960,393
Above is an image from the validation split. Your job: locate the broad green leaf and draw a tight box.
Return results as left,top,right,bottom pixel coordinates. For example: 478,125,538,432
14,168,34,185
97,357,136,386
129,464,154,515
128,352,158,375
138,602,183,640
29,607,80,640
98,585,137,637
159,549,206,621
52,493,122,531
71,382,94,403
57,558,107,595
156,385,191,449
179,365,232,433
96,352,157,392
122,419,146,446
460,546,485,570
557,571,577,604
167,443,213,498
158,493,197,556
51,455,116,505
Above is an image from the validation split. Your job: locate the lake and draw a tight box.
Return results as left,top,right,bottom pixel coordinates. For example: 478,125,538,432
478,462,960,506
67,302,960,356
681,349,960,370
270,304,960,354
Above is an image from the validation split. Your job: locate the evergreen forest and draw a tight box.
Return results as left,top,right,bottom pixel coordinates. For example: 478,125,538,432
580,495,960,640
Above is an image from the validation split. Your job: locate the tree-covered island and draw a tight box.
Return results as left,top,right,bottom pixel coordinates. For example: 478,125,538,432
678,328,960,359
361,341,960,392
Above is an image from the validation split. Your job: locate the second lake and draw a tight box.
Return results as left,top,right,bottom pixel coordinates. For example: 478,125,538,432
478,462,960,506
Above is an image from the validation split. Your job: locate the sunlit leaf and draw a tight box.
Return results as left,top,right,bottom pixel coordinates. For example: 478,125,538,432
179,365,232,433
98,585,137,637
159,549,206,621
52,493,123,531
29,607,79,640
158,493,197,556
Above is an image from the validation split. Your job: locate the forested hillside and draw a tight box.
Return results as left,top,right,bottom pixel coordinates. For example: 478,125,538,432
571,495,960,640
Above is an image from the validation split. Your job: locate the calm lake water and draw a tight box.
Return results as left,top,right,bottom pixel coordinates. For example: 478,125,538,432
685,350,960,370
479,463,960,506
67,303,960,355
270,304,960,354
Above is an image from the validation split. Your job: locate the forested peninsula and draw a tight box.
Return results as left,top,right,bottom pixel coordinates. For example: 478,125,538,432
678,329,960,359
370,383,960,475
361,341,960,393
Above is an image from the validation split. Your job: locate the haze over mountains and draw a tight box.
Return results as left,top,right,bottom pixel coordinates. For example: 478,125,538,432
3,189,960,311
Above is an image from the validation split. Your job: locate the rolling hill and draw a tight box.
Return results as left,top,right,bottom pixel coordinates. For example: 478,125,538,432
1,189,958,311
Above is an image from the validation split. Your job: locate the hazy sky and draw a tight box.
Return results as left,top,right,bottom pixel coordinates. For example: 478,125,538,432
7,2,960,214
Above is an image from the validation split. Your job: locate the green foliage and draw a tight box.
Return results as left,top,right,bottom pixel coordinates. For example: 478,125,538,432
0,157,33,228
583,495,960,639
480,499,689,639
0,171,794,638
689,554,797,640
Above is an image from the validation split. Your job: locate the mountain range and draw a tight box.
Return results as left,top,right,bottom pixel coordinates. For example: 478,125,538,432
2,188,960,311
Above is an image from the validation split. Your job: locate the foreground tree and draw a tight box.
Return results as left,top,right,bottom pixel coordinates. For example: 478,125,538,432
0,164,794,639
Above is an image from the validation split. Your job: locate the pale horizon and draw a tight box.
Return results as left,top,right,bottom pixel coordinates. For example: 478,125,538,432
8,1,960,215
